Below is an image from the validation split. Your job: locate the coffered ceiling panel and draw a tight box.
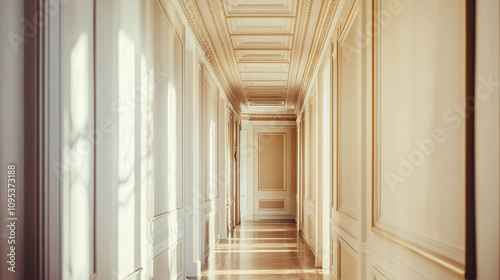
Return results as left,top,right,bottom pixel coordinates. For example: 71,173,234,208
181,0,339,116
247,90,287,98
243,80,287,88
241,72,288,81
236,50,291,63
248,100,286,106
238,63,289,73
232,35,292,50
227,18,295,35
243,80,287,90
224,0,296,16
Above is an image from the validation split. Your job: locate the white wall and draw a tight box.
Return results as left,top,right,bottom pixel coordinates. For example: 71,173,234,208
183,31,202,278
61,0,95,278
94,0,145,278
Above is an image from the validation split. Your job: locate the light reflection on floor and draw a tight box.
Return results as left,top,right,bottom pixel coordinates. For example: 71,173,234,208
188,220,330,280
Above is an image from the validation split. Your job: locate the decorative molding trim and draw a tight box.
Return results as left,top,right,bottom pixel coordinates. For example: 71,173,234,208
371,265,393,280
207,0,248,105
370,0,474,276
258,199,287,211
362,243,429,279
374,218,465,266
180,0,340,113
122,268,144,280
295,0,340,114
152,209,185,258
242,113,297,121
287,0,314,109
177,0,241,113
258,132,287,191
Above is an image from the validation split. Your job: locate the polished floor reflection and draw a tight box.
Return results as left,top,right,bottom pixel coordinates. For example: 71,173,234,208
191,220,329,280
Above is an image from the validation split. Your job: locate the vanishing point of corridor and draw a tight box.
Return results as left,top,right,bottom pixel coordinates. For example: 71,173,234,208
191,221,328,280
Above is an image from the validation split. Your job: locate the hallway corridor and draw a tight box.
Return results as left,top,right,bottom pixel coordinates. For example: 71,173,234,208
1,0,499,279
191,221,329,280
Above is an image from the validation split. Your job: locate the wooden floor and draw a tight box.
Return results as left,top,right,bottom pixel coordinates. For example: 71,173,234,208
190,220,330,280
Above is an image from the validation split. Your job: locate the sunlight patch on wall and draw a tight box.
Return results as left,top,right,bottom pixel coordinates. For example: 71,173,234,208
67,32,91,280
117,29,137,278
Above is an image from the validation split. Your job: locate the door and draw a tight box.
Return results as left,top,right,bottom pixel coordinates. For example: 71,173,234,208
253,126,297,219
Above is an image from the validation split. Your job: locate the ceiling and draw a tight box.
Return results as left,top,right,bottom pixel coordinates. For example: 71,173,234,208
179,0,339,116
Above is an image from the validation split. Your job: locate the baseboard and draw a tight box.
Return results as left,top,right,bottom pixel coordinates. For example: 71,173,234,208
185,261,201,277
219,231,228,240
252,215,296,220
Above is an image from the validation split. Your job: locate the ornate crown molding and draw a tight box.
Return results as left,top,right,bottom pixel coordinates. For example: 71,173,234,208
178,0,241,113
207,0,248,106
295,0,340,115
287,0,314,110
242,114,297,122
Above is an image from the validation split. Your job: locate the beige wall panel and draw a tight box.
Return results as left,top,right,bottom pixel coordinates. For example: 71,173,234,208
290,126,297,192
304,113,311,203
309,97,317,204
153,240,184,280
258,133,286,191
374,0,466,265
339,241,358,280
475,0,500,278
258,199,286,210
302,204,317,254
371,266,392,280
337,6,360,219
307,214,314,248
330,235,339,278
204,218,210,257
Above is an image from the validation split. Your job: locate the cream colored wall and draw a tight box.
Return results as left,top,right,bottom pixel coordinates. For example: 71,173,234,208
216,94,237,241
301,88,319,255
298,48,333,268
242,120,297,220
297,0,499,279
475,0,500,279
202,66,219,259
